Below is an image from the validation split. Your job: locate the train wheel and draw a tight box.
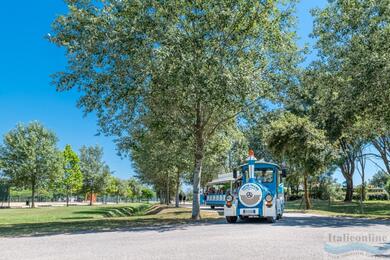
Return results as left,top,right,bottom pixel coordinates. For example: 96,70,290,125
239,215,248,221
267,216,276,223
226,216,238,223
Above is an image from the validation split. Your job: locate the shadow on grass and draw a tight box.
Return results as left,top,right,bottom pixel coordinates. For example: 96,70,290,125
72,205,151,218
61,217,94,220
0,217,223,238
2,212,389,238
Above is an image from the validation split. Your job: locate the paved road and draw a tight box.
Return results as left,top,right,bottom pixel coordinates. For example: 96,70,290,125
0,212,389,260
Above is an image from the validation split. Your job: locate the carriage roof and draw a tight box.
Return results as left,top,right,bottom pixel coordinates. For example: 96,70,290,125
207,172,235,185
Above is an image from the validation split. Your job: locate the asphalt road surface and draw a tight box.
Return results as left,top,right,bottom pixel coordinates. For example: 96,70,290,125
1,212,389,260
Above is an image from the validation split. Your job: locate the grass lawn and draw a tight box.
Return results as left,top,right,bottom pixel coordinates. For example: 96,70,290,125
286,199,390,219
0,204,221,237
0,203,151,225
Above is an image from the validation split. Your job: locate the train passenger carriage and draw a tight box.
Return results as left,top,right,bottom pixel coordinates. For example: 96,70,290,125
203,173,235,209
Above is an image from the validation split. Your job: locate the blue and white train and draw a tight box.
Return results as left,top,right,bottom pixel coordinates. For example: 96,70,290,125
224,150,286,223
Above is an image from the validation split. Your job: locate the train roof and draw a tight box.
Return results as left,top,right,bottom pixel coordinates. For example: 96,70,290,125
239,160,280,169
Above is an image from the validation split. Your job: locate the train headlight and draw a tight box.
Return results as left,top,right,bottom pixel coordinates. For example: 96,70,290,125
265,194,273,202
226,194,233,202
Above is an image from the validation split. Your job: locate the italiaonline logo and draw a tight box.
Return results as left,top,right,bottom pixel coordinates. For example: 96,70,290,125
324,232,390,258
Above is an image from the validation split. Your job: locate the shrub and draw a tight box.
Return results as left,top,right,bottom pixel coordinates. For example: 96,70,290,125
288,195,303,201
367,193,389,201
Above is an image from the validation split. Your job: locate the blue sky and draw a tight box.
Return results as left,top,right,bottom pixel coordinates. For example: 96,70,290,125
0,0,381,184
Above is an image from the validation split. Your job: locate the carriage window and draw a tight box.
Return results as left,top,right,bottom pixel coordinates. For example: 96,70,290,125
254,169,274,183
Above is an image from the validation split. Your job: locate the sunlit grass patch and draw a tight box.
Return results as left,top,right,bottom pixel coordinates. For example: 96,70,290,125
286,199,390,219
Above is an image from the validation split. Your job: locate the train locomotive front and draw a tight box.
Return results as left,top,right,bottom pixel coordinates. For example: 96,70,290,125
224,150,285,223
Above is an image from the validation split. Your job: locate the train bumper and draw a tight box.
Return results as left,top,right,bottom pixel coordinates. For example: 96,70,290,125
262,202,276,217
224,205,237,217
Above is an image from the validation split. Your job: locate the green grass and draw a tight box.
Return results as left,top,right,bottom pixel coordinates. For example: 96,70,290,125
0,203,150,225
286,199,390,219
0,204,221,237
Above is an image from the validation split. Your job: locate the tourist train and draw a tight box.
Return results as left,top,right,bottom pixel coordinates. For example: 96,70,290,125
224,150,286,223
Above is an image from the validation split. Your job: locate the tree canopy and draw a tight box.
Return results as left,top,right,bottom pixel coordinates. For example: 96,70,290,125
61,144,83,206
0,122,62,208
50,0,300,219
79,145,108,205
265,112,333,209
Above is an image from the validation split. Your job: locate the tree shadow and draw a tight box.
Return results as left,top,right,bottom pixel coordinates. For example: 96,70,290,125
73,205,150,218
0,217,224,238
273,214,390,228
1,213,389,238
230,214,390,228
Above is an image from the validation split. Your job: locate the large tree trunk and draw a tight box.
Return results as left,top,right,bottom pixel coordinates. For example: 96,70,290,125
175,170,180,208
192,135,204,220
31,180,36,208
344,177,353,202
192,102,204,220
340,140,356,202
303,174,311,210
159,190,164,204
66,186,70,207
166,176,170,205
89,188,93,206
360,176,365,214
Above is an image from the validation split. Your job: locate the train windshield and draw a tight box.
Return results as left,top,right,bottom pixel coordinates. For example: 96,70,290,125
254,169,274,183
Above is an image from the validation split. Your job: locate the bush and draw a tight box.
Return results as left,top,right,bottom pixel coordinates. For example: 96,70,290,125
367,193,389,200
288,195,302,201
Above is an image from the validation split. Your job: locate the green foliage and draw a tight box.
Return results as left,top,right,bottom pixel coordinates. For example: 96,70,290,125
311,0,390,128
61,145,83,203
0,122,62,207
79,145,109,203
311,171,341,201
265,113,333,173
386,180,390,195
265,112,334,209
370,171,390,188
105,176,132,202
141,187,154,201
128,178,142,200
50,0,300,219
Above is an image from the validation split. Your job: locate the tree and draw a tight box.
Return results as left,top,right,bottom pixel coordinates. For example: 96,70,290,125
79,145,107,205
310,0,390,197
385,180,390,196
370,171,390,188
0,122,62,208
128,178,142,202
265,113,333,209
371,136,390,176
106,176,129,204
50,0,300,220
311,0,390,127
141,187,154,203
61,144,83,206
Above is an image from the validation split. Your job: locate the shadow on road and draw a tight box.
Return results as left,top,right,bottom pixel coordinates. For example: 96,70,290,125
1,213,388,238
278,214,390,228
